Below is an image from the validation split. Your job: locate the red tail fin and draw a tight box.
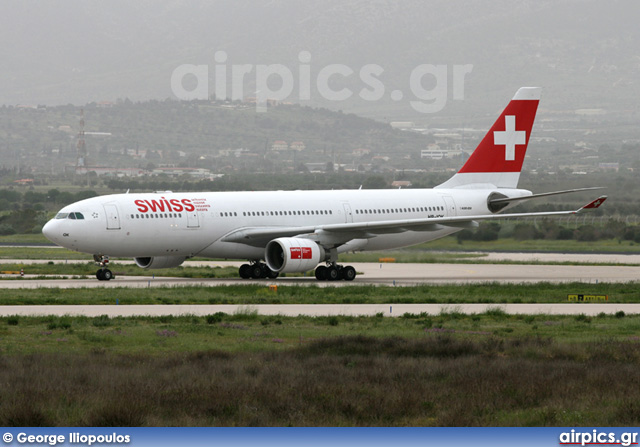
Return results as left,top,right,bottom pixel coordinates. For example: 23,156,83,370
437,87,540,189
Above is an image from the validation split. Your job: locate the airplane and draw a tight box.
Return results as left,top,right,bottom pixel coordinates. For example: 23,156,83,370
42,87,607,281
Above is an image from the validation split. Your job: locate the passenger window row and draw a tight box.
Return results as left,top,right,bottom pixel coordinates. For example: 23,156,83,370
221,210,334,217
130,213,182,219
355,205,443,215
127,206,442,220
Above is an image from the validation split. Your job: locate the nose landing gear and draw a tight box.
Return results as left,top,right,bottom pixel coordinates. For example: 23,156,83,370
93,254,114,281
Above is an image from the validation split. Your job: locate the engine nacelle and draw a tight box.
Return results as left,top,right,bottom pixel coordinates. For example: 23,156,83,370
134,256,187,269
265,237,325,273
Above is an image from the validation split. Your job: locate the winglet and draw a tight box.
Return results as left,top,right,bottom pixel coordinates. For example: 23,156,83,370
578,196,607,212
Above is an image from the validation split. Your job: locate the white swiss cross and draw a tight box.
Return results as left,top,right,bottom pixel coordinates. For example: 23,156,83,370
493,115,526,161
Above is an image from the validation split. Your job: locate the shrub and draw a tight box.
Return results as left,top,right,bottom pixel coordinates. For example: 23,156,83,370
513,223,543,240
206,313,226,324
92,315,112,327
0,224,16,235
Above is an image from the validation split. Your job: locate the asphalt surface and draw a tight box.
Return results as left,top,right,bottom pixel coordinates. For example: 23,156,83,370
1,253,638,316
1,303,639,317
0,260,638,287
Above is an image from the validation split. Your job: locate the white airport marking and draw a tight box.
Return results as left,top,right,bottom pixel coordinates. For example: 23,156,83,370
1,303,639,317
494,115,525,160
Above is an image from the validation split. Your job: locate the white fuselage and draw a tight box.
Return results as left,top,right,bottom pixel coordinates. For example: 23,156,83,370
42,187,528,261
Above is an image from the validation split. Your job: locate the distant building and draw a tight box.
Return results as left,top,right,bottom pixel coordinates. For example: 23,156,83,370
390,121,415,129
598,163,619,172
352,148,371,157
421,144,463,160
151,167,217,179
13,178,34,185
271,140,288,151
391,180,412,188
75,167,146,177
289,141,306,151
304,163,327,173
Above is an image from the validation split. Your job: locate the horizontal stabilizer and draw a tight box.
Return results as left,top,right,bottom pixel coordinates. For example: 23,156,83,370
489,187,605,205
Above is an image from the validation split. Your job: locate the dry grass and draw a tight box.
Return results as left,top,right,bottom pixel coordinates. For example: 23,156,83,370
1,335,639,426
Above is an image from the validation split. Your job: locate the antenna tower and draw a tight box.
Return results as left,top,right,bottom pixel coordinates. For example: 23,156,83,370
76,108,87,169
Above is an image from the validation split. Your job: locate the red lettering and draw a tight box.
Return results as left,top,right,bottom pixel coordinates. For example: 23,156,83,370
161,197,173,212
181,199,195,212
290,247,301,259
301,247,312,259
137,197,196,213
134,199,148,213
169,199,183,212
145,199,166,212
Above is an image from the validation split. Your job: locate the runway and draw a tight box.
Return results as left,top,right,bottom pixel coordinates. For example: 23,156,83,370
1,260,638,288
1,302,639,317
1,254,639,316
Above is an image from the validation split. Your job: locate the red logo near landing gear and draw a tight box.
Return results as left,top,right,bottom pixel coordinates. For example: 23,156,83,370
290,247,312,259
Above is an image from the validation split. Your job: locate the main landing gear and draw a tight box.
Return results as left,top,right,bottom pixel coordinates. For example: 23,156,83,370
315,264,356,281
238,262,279,280
93,254,114,281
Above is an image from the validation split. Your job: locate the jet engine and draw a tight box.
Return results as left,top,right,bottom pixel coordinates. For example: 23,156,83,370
134,256,187,269
265,237,325,273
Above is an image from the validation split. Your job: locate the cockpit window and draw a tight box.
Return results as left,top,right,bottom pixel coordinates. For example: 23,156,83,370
55,212,84,220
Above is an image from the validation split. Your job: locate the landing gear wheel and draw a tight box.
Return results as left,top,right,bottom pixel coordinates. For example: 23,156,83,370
94,255,113,281
266,269,279,279
239,264,252,279
96,269,113,281
250,264,266,279
342,265,356,281
315,265,327,280
326,266,340,281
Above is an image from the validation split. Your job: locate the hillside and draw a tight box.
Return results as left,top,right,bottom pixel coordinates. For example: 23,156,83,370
0,100,433,174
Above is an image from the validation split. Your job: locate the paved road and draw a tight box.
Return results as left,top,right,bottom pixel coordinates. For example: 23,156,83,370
1,261,638,288
1,303,638,317
2,254,638,316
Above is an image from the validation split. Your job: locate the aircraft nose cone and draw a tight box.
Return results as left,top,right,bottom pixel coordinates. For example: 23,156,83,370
42,220,58,244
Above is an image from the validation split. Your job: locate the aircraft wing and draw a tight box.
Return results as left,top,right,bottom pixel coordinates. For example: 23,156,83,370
222,196,606,248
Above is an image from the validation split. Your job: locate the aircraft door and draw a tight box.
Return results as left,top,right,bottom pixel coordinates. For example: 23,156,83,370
103,204,121,230
443,196,456,217
186,209,200,228
342,203,353,223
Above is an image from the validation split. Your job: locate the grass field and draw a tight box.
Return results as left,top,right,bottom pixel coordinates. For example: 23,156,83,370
2,230,639,427
1,312,639,426
2,311,638,355
0,282,638,305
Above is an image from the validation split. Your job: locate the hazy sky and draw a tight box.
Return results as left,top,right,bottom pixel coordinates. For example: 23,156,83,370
1,0,638,120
